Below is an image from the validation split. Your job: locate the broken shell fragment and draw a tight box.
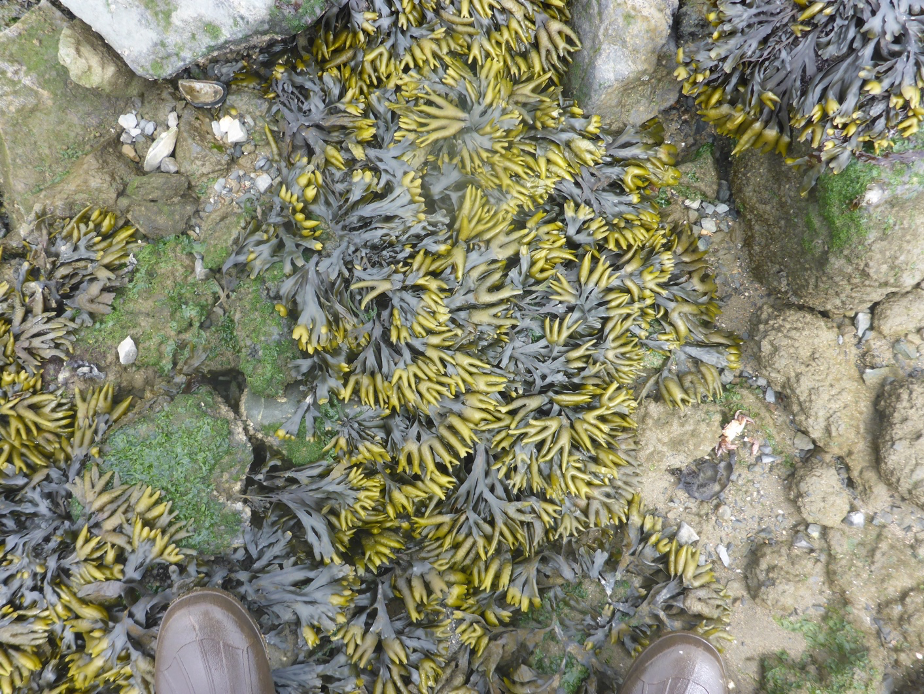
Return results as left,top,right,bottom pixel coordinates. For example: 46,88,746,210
177,79,228,108
118,336,137,364
143,126,178,172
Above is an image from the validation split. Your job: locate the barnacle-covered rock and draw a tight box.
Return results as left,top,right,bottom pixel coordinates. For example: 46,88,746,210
753,305,889,506
677,0,924,188
745,541,831,616
876,378,924,507
792,452,851,528
732,142,924,313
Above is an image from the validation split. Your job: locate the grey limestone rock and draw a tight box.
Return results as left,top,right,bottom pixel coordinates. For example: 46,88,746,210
566,0,679,128
59,0,339,79
57,19,143,95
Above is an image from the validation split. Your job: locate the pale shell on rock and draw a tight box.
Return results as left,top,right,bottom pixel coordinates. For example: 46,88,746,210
143,127,178,172
178,79,228,108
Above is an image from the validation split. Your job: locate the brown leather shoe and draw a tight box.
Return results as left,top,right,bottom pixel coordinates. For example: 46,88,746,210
155,588,275,694
620,632,728,694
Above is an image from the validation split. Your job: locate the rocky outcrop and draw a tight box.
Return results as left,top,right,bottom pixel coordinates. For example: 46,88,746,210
877,378,924,506
634,399,724,468
731,143,924,314
566,0,679,128
792,453,851,528
874,288,924,338
753,306,890,508
59,0,340,79
0,3,130,229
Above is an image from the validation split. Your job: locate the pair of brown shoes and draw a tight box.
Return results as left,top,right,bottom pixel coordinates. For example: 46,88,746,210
155,590,727,694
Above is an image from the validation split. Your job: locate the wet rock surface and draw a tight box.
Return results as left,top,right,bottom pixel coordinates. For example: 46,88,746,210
566,0,679,127
117,173,198,239
731,144,924,314
877,378,924,506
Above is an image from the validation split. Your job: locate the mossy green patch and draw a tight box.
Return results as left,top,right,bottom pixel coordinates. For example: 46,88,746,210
761,608,879,694
263,423,331,466
815,160,881,251
203,22,222,41
102,390,252,553
77,236,232,376
229,277,301,398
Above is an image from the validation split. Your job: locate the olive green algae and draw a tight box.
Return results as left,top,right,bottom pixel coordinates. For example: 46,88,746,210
102,388,253,553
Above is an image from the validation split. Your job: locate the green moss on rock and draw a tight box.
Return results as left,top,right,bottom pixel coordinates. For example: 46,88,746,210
102,389,252,553
77,236,231,376
816,161,881,251
230,277,300,397
761,608,879,694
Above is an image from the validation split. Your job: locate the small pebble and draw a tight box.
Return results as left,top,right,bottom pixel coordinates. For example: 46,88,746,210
793,432,814,450
697,237,711,251
702,202,715,214
213,178,226,193
765,387,776,403
792,533,814,550
118,113,137,130
229,170,240,181
121,144,139,162
255,173,273,193
688,210,700,224
759,444,772,455
716,505,732,521
129,127,141,137
204,203,215,213
676,522,700,545
855,311,872,337
845,511,865,528
720,369,735,385
806,523,822,539
715,202,729,214
895,341,919,360
255,156,268,168
143,121,156,136
761,454,780,464
160,157,179,173
117,336,137,365
701,218,717,233
119,131,134,144
683,198,702,210
716,544,731,567
756,376,768,387
167,111,179,128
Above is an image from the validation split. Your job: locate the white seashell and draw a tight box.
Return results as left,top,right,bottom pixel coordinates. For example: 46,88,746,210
118,336,138,365
143,126,178,172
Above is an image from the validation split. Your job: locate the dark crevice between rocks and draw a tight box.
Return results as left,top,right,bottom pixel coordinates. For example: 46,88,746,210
202,369,246,413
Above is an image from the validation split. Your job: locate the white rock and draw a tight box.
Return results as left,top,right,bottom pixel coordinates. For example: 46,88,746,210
855,311,871,337
223,117,247,144
211,120,223,139
128,127,141,137
118,112,137,129
675,522,699,546
255,173,273,193
160,156,179,173
716,544,731,567
143,126,178,172
217,115,235,133
117,336,138,365
167,111,178,128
